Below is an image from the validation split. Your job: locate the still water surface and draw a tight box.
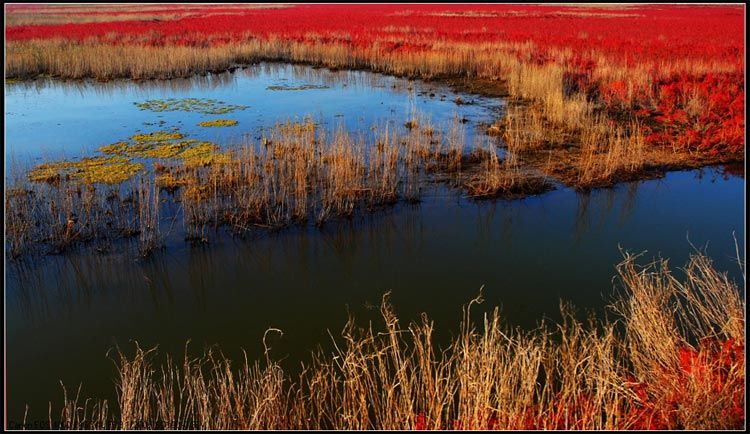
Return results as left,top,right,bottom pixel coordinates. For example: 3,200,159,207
4,63,745,425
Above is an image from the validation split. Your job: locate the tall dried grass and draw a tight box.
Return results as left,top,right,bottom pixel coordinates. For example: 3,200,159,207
44,250,745,429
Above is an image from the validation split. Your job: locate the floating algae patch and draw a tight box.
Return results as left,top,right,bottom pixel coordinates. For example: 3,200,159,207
28,156,144,185
177,142,231,167
98,141,131,155
134,98,248,115
72,157,144,185
100,130,200,159
27,164,66,184
101,140,198,159
34,127,231,187
131,130,184,143
99,133,228,167
198,119,239,127
266,84,330,91
142,140,198,159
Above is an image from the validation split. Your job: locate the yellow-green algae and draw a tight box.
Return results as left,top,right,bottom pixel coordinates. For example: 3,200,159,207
100,136,198,159
98,130,185,157
134,98,248,115
28,156,144,185
141,141,197,159
98,141,131,155
130,130,184,143
99,131,228,166
29,126,231,186
198,119,239,127
178,142,231,167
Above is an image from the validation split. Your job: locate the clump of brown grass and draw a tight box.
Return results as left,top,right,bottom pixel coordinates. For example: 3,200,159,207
501,101,653,190
465,137,551,199
576,118,647,189
41,250,745,430
137,179,162,256
4,168,143,257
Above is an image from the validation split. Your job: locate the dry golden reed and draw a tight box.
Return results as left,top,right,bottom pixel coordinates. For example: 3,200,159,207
45,250,745,430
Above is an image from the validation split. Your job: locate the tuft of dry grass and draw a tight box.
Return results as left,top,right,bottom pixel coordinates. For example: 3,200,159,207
42,250,744,429
465,136,551,199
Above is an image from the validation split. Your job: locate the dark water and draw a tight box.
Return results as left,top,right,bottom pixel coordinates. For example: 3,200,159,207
4,64,746,426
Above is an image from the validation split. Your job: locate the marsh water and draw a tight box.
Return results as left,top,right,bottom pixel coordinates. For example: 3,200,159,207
4,63,745,425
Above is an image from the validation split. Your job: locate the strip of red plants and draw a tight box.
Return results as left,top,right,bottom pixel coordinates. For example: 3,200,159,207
411,338,744,430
